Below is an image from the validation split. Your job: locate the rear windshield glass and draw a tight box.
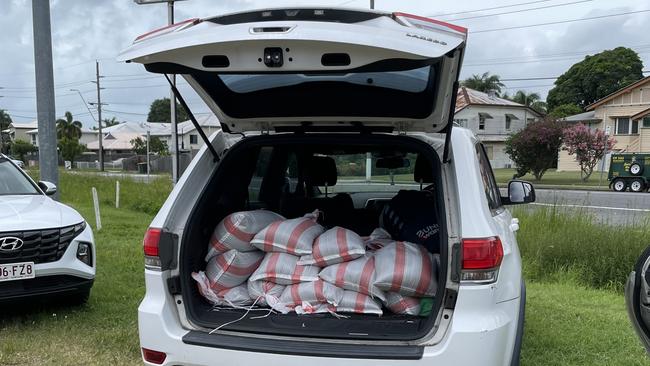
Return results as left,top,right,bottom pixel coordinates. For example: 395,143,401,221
0,159,39,195
191,62,439,119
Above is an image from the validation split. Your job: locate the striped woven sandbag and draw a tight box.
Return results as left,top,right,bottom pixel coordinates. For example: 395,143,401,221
279,279,344,308
251,212,323,256
247,279,285,307
206,210,285,261
335,290,383,315
373,241,438,297
383,292,421,315
298,226,365,267
249,252,320,285
204,249,264,292
319,254,386,302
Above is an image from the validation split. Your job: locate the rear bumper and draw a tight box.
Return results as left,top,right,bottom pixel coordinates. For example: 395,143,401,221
0,275,93,301
138,271,522,366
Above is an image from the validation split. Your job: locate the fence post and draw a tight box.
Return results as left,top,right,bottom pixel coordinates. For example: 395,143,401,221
92,187,102,231
115,181,120,209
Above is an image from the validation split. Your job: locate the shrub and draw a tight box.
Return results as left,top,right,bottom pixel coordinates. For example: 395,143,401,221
562,123,616,181
505,119,565,180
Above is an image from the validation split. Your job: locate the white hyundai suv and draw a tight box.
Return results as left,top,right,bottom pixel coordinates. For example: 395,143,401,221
0,155,95,304
119,8,534,365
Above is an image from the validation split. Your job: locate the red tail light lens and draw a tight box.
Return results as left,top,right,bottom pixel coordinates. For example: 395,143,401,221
462,237,504,269
392,12,468,36
134,18,200,43
143,228,162,257
142,348,166,364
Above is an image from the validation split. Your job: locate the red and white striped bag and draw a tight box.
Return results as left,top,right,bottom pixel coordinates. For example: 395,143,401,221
364,227,393,252
278,279,344,308
250,212,324,255
249,252,320,285
319,255,386,301
192,274,253,307
373,241,438,297
384,292,421,315
247,280,285,307
202,250,264,292
298,227,366,267
335,290,383,315
206,210,285,261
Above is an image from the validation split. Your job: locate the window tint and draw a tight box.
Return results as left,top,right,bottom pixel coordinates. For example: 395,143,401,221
0,159,39,195
616,117,630,135
632,119,639,134
505,115,512,130
248,147,273,202
189,134,198,144
476,144,502,211
479,116,486,130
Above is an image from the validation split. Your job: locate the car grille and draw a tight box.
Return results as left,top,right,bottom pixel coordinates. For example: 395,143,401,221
0,223,86,265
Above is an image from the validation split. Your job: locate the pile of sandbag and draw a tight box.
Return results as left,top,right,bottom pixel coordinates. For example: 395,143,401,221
192,210,439,317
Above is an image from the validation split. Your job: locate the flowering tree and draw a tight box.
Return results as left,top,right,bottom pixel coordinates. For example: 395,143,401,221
505,119,565,181
562,123,616,181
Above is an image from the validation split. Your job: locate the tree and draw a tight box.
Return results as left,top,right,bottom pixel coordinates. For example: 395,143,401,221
562,123,616,182
461,72,505,95
58,137,86,166
0,109,12,154
10,139,37,162
56,111,82,140
130,136,169,155
547,47,644,110
509,90,547,114
548,103,582,119
146,98,189,123
504,119,565,181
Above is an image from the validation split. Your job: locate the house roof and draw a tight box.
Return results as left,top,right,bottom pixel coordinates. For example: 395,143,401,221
631,107,650,121
86,132,143,151
455,87,541,116
149,114,220,136
9,121,38,129
26,127,98,135
560,110,601,123
586,76,650,111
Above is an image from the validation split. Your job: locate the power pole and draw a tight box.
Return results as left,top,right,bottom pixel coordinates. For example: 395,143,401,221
32,0,58,199
168,1,179,183
93,61,105,171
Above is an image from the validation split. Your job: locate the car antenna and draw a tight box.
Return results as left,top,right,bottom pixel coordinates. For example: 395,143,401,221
163,74,220,163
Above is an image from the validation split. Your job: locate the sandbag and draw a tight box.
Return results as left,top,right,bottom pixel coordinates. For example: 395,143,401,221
249,252,320,285
383,292,421,315
251,211,324,255
319,255,386,301
279,279,344,308
298,226,365,267
373,241,438,297
335,290,383,315
247,279,285,307
364,227,393,252
192,273,252,306
206,210,285,261
203,250,264,292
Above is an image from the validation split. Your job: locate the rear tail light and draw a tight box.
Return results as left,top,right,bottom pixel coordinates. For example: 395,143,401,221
461,236,503,283
143,228,162,270
142,348,166,364
134,18,201,43
392,12,468,37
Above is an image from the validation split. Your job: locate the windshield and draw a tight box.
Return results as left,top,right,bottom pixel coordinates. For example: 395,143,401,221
0,159,40,195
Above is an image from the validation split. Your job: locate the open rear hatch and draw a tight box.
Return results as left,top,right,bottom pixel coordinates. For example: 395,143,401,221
117,8,466,135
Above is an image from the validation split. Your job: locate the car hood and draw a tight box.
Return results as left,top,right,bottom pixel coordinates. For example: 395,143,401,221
0,195,85,232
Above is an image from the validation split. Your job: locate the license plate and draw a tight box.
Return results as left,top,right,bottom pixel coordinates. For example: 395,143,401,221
0,262,35,282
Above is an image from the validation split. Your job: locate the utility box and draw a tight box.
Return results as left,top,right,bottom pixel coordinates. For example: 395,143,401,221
608,153,650,192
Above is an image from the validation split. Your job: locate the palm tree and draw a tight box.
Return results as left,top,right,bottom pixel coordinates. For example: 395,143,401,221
461,72,505,95
56,111,82,140
510,90,547,114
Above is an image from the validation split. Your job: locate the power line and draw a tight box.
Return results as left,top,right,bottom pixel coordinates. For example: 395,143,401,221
431,0,553,17
471,9,650,33
449,0,593,21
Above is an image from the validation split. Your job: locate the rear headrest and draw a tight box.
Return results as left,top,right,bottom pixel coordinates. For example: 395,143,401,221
414,154,434,184
306,156,337,186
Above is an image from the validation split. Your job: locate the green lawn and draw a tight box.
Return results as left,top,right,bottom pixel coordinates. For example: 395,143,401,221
494,168,609,187
1,172,648,365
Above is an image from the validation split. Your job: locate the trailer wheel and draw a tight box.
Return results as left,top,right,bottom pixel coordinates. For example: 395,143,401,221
630,179,646,193
629,162,643,176
612,179,628,192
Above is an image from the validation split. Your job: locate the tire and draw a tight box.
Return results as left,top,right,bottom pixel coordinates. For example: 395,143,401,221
630,162,643,176
630,179,646,193
612,179,628,192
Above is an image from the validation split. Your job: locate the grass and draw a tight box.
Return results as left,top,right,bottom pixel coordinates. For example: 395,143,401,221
1,171,649,365
494,168,608,187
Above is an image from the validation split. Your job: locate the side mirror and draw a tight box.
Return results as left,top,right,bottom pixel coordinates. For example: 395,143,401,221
38,181,57,196
503,180,535,205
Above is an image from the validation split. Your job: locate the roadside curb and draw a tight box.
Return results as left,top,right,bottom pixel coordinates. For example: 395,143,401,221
497,183,610,192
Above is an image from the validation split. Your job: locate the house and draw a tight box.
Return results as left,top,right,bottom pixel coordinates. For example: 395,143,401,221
150,114,221,153
6,121,38,143
27,127,98,147
557,76,650,172
453,87,543,168
85,121,170,154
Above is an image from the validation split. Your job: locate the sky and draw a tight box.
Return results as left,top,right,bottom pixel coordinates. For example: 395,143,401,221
1,0,649,129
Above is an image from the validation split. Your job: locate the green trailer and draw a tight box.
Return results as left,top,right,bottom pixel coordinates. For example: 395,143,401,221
608,153,650,192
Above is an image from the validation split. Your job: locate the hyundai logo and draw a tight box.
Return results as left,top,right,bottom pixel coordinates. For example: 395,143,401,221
0,237,24,252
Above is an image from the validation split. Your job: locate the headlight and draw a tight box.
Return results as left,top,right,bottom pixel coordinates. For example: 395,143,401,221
76,242,92,267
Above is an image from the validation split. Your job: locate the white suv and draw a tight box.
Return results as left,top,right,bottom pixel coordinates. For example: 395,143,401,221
119,8,534,365
0,155,95,304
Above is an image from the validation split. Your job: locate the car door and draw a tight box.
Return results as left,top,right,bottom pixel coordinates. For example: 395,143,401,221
118,8,466,134
625,246,650,355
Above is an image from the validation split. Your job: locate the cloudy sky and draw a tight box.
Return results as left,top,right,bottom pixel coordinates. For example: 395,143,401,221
1,0,649,129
